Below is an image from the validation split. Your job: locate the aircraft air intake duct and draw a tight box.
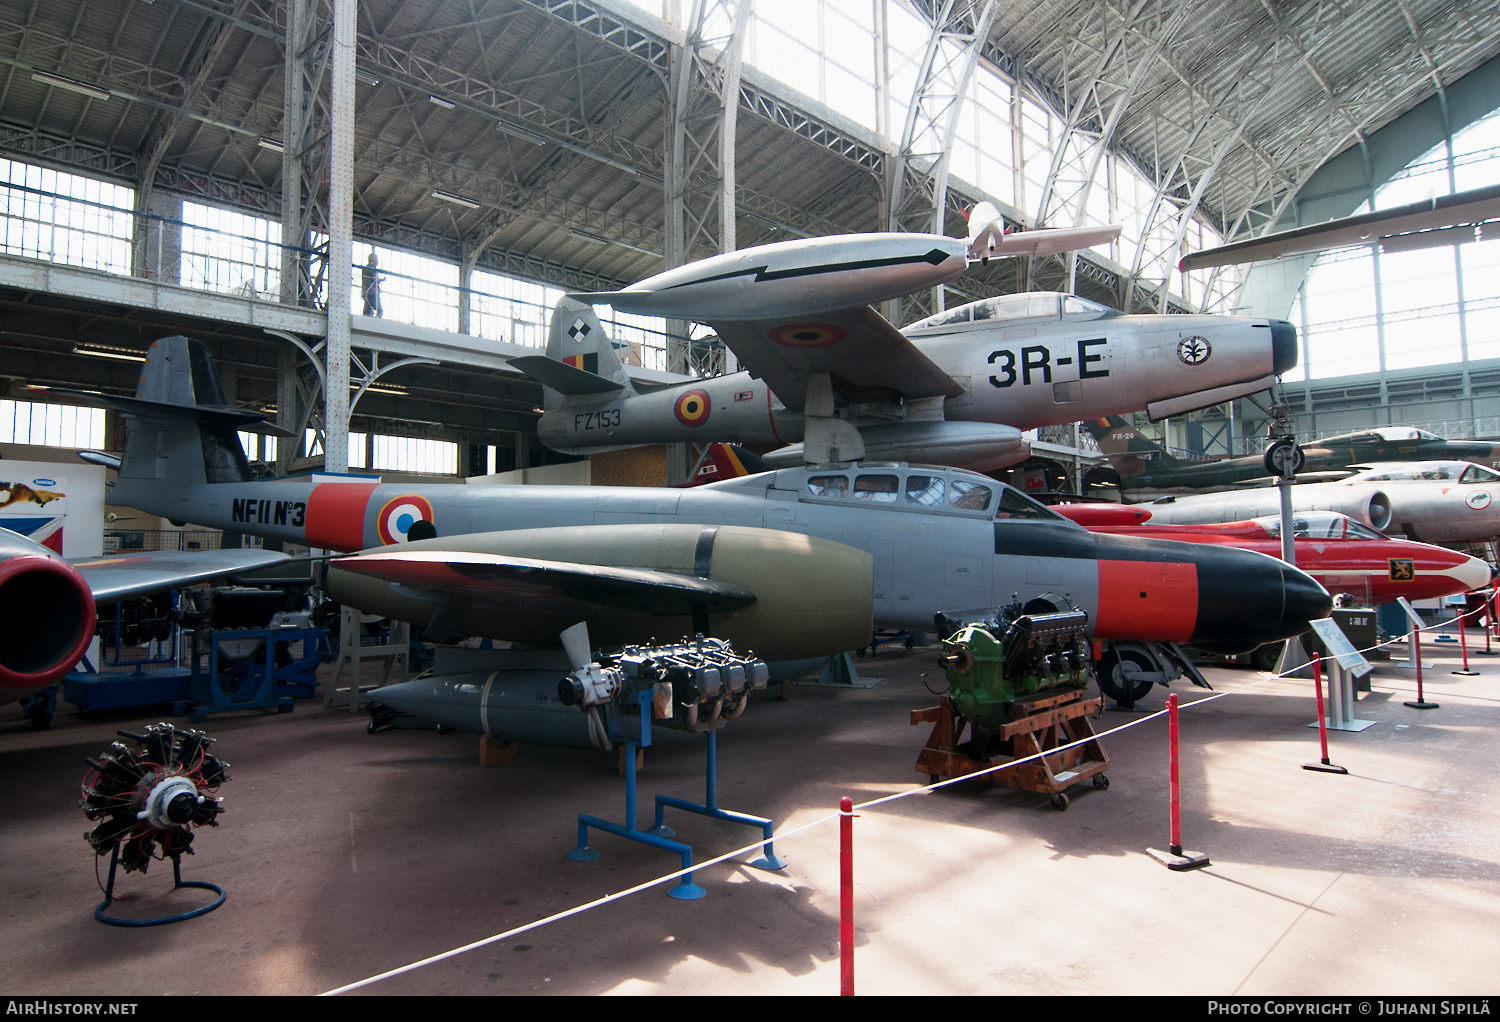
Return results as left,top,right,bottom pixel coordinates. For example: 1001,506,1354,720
1271,321,1299,376
0,546,96,702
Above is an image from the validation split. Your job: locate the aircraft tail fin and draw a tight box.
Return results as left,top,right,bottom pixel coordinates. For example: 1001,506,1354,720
1081,415,1182,480
543,296,631,408
41,337,280,508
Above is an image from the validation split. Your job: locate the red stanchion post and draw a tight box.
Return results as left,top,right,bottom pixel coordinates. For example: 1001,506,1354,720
839,795,855,996
1406,625,1439,710
1455,598,1479,675
1303,654,1347,774
1149,693,1209,870
1169,693,1181,853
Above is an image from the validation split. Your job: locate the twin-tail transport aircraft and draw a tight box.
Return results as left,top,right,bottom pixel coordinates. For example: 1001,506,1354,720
511,203,1297,473
34,338,1331,725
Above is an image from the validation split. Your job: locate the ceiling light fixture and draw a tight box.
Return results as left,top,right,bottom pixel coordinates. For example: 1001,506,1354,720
73,345,145,363
432,190,479,209
496,121,547,146
257,137,285,154
354,68,381,87
428,95,456,110
30,70,111,101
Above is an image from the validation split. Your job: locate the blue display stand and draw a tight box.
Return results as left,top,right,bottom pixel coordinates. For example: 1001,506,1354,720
567,691,785,900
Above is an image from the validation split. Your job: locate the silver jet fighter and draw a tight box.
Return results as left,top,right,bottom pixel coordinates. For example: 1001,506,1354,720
42,337,1331,664
1130,461,1500,546
520,217,1296,471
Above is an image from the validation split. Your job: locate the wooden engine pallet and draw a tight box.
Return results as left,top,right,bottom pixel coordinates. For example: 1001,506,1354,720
911,689,1110,810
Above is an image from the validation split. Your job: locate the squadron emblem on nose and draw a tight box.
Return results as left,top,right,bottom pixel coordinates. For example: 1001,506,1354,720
1177,336,1211,365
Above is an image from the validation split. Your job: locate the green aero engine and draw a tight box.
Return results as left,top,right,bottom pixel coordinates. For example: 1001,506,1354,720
939,607,1093,730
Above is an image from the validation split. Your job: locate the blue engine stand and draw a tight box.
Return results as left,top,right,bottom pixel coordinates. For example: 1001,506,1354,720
566,692,785,900
94,845,226,927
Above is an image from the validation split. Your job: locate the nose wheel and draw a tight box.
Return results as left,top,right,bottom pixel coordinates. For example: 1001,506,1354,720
1097,649,1153,705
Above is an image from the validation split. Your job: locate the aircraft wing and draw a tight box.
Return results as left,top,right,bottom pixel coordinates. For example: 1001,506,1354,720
332,549,757,616
991,223,1122,259
1179,183,1500,271
709,305,963,411
72,548,295,604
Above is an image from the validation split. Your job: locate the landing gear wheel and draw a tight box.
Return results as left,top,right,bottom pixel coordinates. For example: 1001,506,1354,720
1050,792,1070,811
1250,642,1284,672
1097,650,1154,704
1092,774,1110,790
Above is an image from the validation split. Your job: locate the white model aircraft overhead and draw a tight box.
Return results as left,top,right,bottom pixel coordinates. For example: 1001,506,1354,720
507,204,1297,472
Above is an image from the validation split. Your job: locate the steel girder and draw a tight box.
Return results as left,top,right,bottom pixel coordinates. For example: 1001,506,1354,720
280,0,332,308
666,0,752,269
884,0,999,323
1030,0,1191,294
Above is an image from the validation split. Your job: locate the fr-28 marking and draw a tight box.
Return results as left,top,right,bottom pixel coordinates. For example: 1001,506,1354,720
574,408,622,431
988,338,1110,388
231,497,305,527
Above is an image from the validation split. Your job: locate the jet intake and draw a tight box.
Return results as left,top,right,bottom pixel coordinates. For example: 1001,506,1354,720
0,541,96,702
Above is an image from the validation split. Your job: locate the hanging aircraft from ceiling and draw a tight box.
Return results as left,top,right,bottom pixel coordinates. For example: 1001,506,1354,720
507,204,1296,473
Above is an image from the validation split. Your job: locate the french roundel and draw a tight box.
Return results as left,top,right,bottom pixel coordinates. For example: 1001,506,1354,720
675,389,711,427
377,494,435,545
768,323,846,348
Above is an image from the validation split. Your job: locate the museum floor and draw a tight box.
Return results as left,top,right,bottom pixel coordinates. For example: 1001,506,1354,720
3,631,1498,997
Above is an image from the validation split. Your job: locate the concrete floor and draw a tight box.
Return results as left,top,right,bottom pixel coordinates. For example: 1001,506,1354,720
3,632,1499,997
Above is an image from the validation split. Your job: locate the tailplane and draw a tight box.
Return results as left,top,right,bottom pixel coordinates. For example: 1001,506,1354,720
515,296,631,409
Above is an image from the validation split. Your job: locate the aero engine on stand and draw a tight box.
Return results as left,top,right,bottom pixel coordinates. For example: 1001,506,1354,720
915,602,1110,809
79,722,230,924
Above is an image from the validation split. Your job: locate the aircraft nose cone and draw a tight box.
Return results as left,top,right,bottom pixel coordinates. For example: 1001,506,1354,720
1271,320,1299,375
1277,563,1334,639
1187,545,1330,652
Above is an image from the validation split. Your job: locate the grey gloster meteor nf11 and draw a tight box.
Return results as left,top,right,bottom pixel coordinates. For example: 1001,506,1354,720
39,338,1330,672
512,208,1296,473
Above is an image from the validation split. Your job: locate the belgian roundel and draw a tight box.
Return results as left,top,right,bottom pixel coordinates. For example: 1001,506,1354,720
768,323,846,348
377,494,436,545
675,389,711,427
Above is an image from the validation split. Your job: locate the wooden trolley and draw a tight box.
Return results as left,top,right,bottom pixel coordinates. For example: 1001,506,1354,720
912,688,1110,810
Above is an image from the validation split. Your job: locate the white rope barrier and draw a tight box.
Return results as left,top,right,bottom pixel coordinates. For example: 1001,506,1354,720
323,587,1497,994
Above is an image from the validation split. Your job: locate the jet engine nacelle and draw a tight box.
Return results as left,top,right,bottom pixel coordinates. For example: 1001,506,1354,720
326,524,874,661
0,530,96,706
1138,484,1393,534
764,420,1030,474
